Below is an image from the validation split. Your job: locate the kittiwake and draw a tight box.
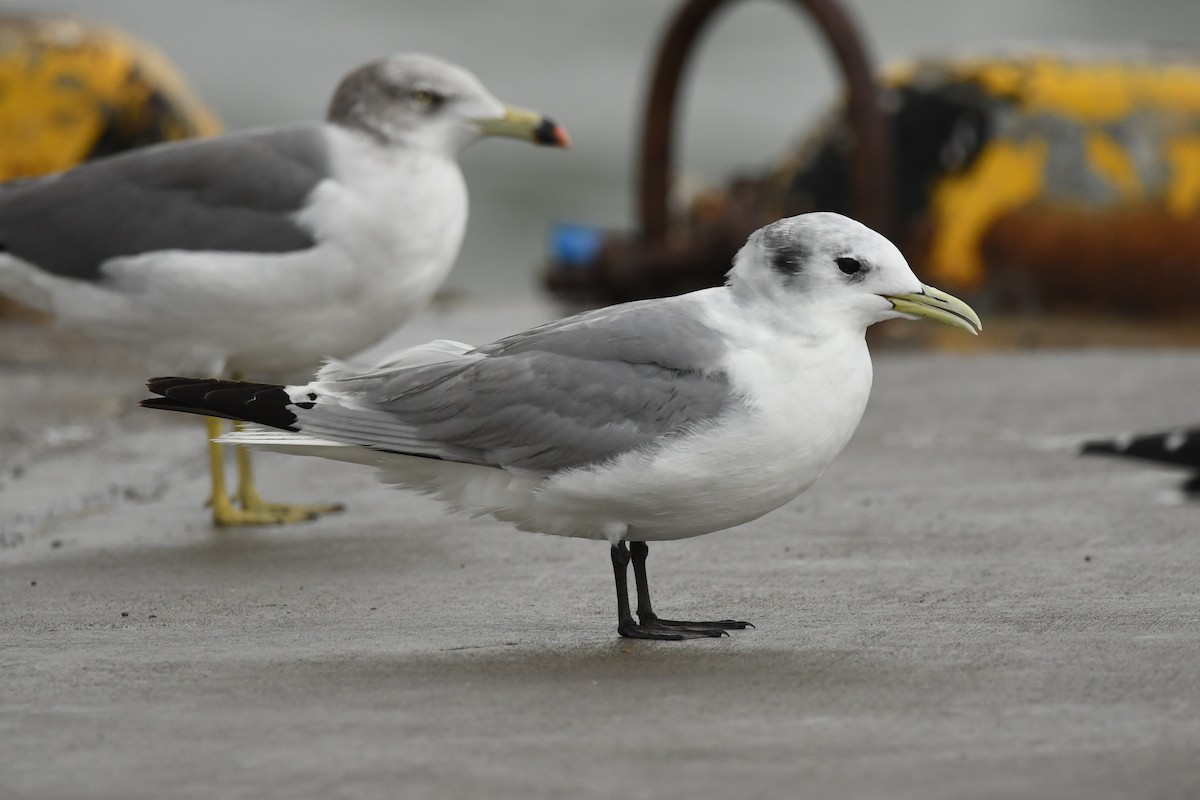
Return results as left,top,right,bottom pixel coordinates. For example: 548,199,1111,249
141,212,981,640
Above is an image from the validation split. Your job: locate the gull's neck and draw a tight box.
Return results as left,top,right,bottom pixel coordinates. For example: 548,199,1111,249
728,287,867,347
693,286,875,484
330,119,470,162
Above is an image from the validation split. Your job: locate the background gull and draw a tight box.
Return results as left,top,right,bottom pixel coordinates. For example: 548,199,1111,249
0,52,569,526
142,212,981,640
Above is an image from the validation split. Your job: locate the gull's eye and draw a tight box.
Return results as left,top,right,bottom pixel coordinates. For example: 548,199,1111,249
836,257,864,276
411,89,444,109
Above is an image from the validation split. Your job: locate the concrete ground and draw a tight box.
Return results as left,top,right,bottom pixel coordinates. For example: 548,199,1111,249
1,303,1198,800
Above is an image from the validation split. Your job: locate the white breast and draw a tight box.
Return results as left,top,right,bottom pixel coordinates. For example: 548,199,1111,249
520,301,876,542
303,126,469,313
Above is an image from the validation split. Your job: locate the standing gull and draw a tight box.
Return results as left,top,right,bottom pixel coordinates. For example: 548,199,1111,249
0,53,569,526
142,213,981,639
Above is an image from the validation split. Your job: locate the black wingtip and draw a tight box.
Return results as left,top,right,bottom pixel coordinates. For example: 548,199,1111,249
141,376,299,431
146,376,213,395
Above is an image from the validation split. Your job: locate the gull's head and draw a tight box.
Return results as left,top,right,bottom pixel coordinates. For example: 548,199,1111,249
730,212,981,336
327,53,570,155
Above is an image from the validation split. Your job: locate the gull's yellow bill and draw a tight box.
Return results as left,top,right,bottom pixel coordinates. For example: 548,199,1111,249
884,284,982,334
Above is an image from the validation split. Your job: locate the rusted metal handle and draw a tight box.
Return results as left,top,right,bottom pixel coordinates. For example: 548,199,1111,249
638,0,893,240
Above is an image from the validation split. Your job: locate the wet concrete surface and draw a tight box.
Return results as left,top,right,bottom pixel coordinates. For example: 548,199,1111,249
2,304,1199,799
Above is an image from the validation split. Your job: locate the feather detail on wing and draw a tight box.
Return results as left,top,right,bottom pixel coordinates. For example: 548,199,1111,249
0,123,331,281
232,298,741,473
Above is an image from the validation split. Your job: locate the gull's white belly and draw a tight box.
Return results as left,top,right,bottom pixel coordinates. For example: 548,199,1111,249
528,332,875,541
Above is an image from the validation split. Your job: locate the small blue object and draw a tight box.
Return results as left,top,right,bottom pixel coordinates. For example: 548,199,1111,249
550,222,604,268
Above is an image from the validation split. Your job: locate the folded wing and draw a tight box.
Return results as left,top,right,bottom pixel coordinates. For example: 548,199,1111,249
0,123,331,280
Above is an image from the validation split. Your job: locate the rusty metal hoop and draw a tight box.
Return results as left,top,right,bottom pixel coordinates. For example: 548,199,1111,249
638,0,893,241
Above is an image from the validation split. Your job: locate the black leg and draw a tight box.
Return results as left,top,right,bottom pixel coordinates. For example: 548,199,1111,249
611,542,636,631
630,541,753,632
611,543,724,640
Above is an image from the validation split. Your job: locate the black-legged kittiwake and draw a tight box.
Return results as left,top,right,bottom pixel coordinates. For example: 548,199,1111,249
142,212,981,640
0,52,569,526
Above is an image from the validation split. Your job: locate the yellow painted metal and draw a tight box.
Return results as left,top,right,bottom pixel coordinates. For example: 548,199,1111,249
0,15,221,181
926,140,1047,287
1165,139,1200,217
906,52,1200,289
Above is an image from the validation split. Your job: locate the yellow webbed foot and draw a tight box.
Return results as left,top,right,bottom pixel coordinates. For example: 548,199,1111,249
210,493,341,527
233,482,345,525
204,416,345,527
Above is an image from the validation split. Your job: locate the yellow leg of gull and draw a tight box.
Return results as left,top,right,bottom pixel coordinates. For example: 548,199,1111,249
206,416,250,527
205,416,343,527
232,420,345,523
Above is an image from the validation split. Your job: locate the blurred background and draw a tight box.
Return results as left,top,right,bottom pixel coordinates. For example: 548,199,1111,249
3,0,1200,311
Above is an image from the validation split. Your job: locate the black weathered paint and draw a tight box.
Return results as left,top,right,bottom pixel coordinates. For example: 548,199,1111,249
786,80,995,227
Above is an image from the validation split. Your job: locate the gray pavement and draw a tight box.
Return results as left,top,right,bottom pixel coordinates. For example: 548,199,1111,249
2,304,1199,800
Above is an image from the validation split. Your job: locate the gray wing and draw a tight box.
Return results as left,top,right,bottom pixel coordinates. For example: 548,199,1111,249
302,298,739,472
0,123,330,280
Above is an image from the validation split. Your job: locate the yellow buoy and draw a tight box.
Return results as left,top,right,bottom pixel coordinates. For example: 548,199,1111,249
0,14,221,181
